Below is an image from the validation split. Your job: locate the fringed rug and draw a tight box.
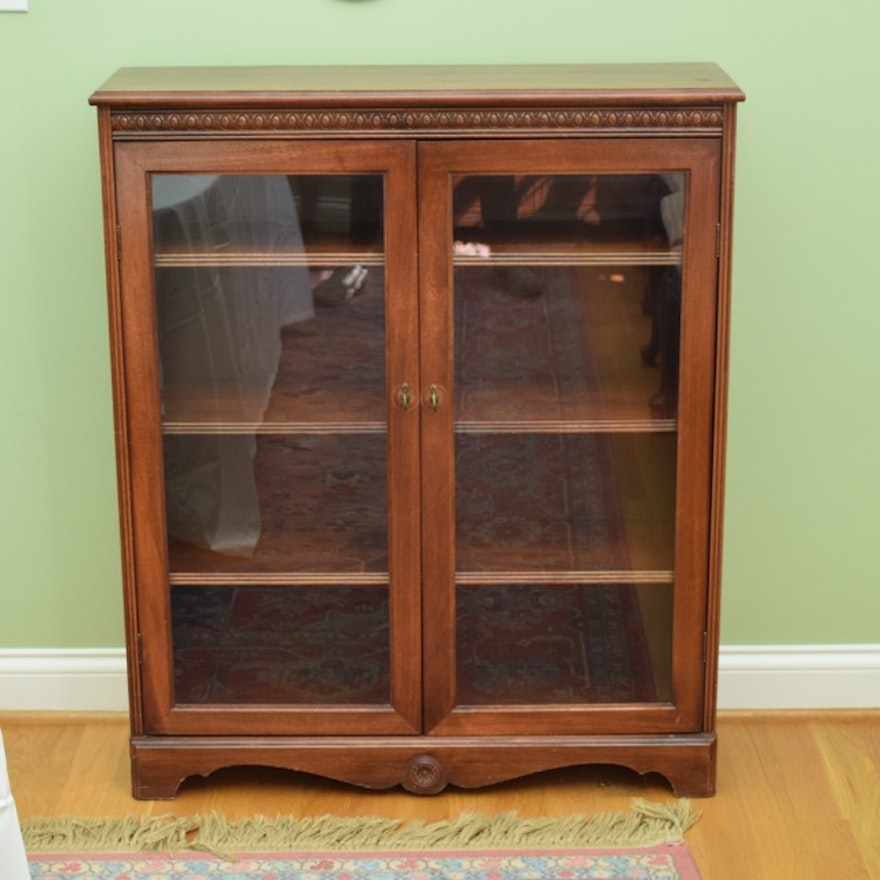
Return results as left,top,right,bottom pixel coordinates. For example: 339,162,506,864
27,845,702,879
24,801,702,879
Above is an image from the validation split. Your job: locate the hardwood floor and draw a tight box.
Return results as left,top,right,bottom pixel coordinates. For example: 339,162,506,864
2,710,878,877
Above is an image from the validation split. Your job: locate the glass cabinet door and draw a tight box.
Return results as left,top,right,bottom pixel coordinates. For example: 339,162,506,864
114,142,420,736
418,140,721,735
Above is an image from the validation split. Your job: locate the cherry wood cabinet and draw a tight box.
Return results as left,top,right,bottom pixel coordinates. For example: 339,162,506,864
90,64,743,799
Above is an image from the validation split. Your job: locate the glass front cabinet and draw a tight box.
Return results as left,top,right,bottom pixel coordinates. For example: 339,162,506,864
90,64,744,798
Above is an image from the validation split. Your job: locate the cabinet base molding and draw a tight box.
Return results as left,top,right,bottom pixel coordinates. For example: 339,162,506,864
130,733,717,799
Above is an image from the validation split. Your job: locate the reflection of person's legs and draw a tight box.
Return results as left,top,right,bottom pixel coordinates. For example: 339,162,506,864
350,175,383,244
452,175,541,296
648,267,681,409
312,265,368,307
469,177,543,297
478,177,519,235
299,175,380,307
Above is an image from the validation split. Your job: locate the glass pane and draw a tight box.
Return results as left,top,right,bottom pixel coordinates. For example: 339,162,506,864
456,432,675,574
164,432,389,572
152,174,390,708
151,174,387,570
453,173,678,234
172,585,390,705
455,583,672,704
453,172,683,706
453,173,684,425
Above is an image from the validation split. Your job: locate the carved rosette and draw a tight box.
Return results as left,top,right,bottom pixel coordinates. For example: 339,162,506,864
403,754,448,795
111,106,724,138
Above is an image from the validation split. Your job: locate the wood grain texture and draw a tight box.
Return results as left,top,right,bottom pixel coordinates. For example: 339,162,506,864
89,64,745,108
2,711,877,878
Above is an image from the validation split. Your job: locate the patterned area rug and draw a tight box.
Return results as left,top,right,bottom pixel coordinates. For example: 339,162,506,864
28,844,702,879
25,804,702,879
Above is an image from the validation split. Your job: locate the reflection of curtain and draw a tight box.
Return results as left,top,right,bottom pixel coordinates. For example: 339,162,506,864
153,175,312,556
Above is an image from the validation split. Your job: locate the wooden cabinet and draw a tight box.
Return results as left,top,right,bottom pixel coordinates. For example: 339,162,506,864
90,64,744,799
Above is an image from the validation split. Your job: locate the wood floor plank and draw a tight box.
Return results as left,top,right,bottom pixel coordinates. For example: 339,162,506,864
3,710,879,879
811,716,880,878
688,714,873,878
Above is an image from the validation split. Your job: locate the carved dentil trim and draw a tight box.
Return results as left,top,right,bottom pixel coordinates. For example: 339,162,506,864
111,106,724,136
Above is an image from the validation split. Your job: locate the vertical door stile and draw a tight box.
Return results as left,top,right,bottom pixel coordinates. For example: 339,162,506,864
417,144,459,731
384,141,423,732
668,141,724,725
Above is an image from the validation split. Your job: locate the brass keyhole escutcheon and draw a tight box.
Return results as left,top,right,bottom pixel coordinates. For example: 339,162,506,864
424,383,446,411
397,382,413,411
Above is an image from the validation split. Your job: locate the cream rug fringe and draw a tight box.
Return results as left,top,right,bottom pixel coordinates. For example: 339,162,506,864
23,800,698,856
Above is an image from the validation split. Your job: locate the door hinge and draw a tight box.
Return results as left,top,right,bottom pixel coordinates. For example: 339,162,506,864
715,223,721,259
116,225,122,261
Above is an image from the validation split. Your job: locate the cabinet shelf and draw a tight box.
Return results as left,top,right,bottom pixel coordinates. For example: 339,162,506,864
166,569,675,587
169,571,390,586
456,570,674,585
154,242,385,269
161,418,675,435
453,237,680,268
458,418,675,434
162,420,387,435
161,384,674,435
153,239,679,271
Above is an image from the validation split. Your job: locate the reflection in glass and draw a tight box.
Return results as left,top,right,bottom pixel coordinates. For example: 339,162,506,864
452,172,684,706
453,174,673,239
152,174,390,708
172,585,391,705
456,432,675,574
152,174,386,562
455,583,672,704
166,432,389,573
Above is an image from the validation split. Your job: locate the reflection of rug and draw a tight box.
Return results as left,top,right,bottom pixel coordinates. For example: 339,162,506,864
170,265,654,707
172,585,391,704
25,804,702,878
172,582,653,705
454,266,628,574
170,266,626,576
456,584,654,705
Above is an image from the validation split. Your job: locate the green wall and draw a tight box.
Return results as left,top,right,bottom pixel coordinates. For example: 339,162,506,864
1,0,878,649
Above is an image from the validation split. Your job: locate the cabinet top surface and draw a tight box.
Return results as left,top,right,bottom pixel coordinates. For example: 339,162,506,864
90,63,744,107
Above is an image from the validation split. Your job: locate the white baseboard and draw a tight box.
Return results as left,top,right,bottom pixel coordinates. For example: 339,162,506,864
0,649,129,712
716,644,880,710
0,645,878,712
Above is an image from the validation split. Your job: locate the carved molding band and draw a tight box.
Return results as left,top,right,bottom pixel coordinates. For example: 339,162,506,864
111,106,724,137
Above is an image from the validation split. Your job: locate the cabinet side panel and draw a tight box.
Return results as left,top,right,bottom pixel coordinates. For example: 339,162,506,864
113,143,176,733
97,110,142,733
702,105,739,728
